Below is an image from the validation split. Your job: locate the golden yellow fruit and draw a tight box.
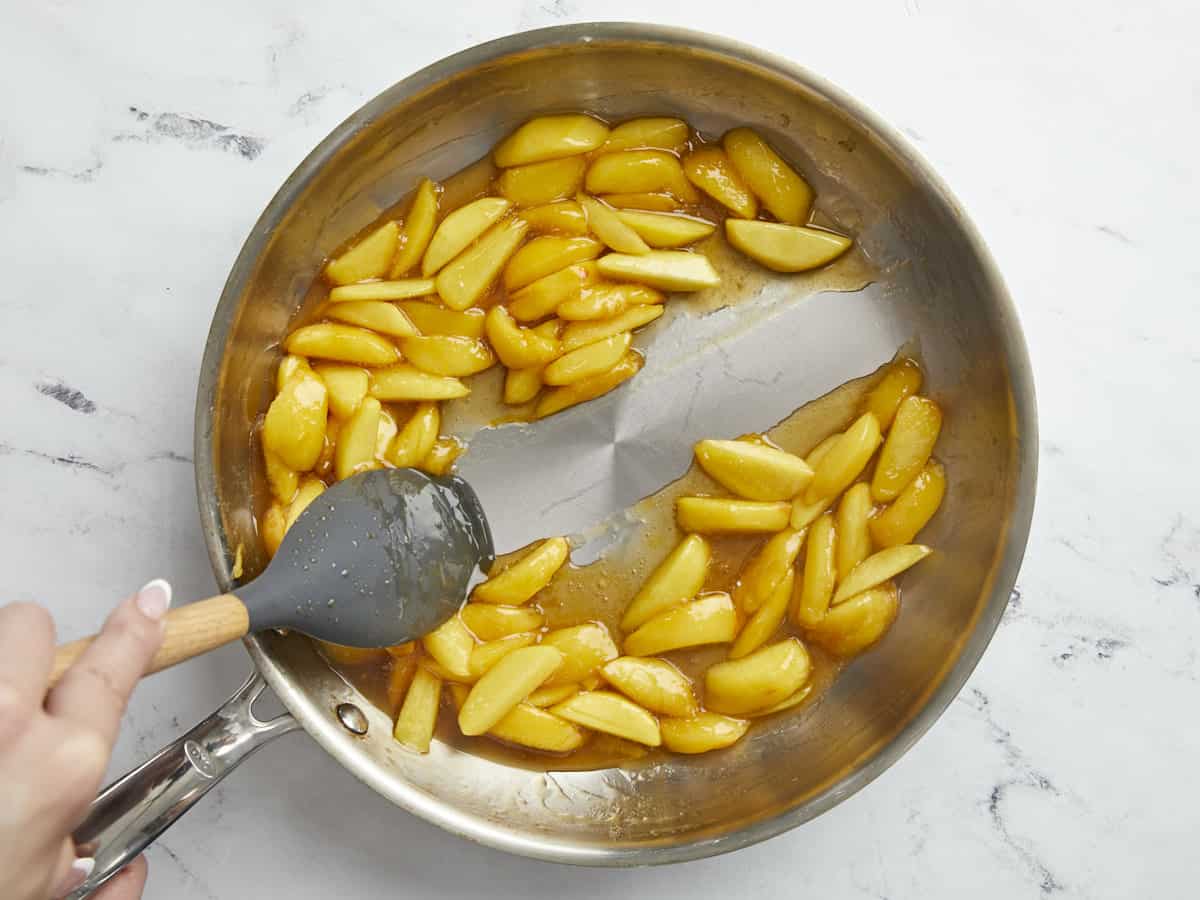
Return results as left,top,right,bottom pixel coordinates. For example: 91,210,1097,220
467,633,539,678
732,527,806,614
503,366,544,405
485,306,562,369
396,301,486,339
385,655,418,712
561,304,663,351
323,300,418,338
473,537,570,605
540,622,620,686
447,681,470,708
257,108,911,763
263,448,298,503
730,570,793,659
261,504,286,557
418,657,473,684
503,235,604,292
312,364,369,420
389,178,439,277
393,666,441,753
325,221,399,285
704,638,810,715
790,493,834,531
460,603,545,641
458,645,564,735
601,657,697,718
374,408,398,461
507,261,598,322
675,497,791,534
543,332,632,385
871,395,943,502
486,702,585,752
422,614,476,680
493,114,610,168
557,283,663,321
722,128,813,225
746,683,813,716
863,356,923,429
660,712,749,754
585,150,699,202
602,117,690,154
387,402,440,467
601,192,682,211
313,419,338,480
694,438,813,501
682,146,758,218
725,220,852,272
804,412,882,504
596,250,720,292
524,683,580,708
369,365,469,401
521,200,588,236
832,544,931,605
621,534,711,631
870,461,946,547
578,194,651,254
285,323,400,367
262,369,328,471
421,196,512,277
805,433,842,469
401,335,495,377
328,279,436,302
551,691,661,747
534,350,643,418
793,512,837,627
334,395,382,481
419,436,463,476
275,354,310,393
806,583,899,657
615,209,716,248
496,156,587,207
435,217,528,310
284,476,326,533
530,316,563,343
835,482,874,583
623,592,737,656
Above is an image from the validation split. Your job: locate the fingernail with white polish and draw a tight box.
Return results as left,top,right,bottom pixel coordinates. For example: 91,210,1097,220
136,578,172,621
56,856,95,897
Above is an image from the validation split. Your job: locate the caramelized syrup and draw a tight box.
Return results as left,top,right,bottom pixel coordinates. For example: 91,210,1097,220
331,366,883,770
261,116,885,769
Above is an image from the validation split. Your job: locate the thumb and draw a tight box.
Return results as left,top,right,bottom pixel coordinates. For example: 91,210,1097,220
87,856,148,900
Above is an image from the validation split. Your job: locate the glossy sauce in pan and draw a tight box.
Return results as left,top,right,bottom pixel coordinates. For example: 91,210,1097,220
325,364,884,770
264,120,887,769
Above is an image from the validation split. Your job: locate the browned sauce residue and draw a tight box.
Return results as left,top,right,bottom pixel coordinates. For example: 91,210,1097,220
262,115,887,770
329,364,884,771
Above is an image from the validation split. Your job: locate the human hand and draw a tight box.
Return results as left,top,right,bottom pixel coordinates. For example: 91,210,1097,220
0,580,171,899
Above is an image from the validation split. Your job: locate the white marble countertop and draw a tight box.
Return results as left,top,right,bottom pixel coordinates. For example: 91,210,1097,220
3,2,1196,897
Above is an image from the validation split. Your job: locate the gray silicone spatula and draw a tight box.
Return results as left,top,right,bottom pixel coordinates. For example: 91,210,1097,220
49,468,494,685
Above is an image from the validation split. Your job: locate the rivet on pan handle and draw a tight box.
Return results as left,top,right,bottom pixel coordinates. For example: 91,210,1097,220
65,672,299,899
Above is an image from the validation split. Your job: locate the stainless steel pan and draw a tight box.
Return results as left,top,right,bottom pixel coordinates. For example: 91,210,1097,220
68,22,1036,895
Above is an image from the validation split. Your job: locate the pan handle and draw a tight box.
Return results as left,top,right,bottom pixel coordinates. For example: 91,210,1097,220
66,672,299,899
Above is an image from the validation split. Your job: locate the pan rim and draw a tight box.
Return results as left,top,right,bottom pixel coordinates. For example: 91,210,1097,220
193,21,1037,866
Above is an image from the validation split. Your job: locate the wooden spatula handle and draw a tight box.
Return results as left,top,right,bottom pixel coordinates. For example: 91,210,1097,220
50,593,250,687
